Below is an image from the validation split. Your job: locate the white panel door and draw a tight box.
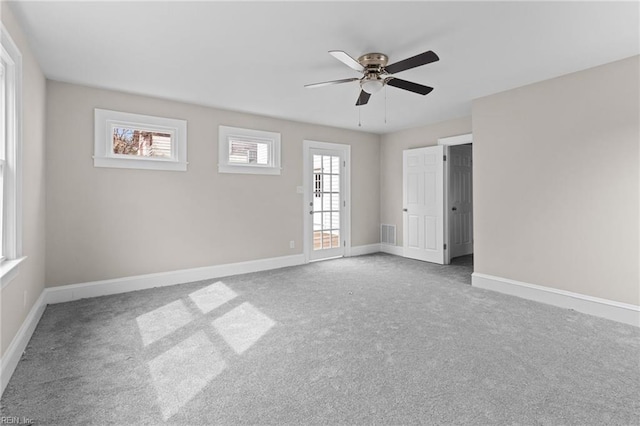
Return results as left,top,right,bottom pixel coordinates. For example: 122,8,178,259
403,146,445,264
449,145,473,258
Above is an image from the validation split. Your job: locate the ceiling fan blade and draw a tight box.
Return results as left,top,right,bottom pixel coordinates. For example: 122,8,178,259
305,78,359,89
385,50,439,74
329,50,364,73
386,78,434,95
356,90,371,106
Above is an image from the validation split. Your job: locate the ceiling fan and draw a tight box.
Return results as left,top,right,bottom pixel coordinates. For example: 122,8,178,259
305,49,439,106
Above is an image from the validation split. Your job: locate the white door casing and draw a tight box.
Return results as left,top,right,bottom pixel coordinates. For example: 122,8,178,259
303,141,351,262
403,145,445,264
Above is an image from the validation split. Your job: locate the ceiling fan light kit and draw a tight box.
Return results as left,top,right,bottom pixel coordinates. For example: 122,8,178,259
306,49,439,106
360,75,384,94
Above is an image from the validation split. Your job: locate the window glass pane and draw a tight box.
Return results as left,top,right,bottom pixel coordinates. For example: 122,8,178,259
0,63,5,258
0,62,5,159
113,127,172,158
229,139,270,165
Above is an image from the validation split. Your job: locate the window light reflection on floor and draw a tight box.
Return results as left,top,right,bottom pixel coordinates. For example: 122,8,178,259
213,302,275,355
148,331,227,420
188,281,238,314
136,300,194,347
136,281,276,420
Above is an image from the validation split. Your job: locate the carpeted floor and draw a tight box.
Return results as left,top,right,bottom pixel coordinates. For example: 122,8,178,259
1,253,639,425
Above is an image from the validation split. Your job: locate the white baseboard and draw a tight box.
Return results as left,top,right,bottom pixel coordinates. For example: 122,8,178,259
472,273,640,327
1,290,47,396
45,254,306,305
1,253,306,398
350,244,381,256
379,244,404,257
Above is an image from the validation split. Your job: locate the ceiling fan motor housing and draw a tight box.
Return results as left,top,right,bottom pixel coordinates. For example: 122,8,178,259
358,53,389,74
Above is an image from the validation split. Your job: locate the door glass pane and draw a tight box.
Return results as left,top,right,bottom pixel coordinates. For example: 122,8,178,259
313,213,322,231
322,156,331,174
331,193,340,211
331,156,339,174
322,193,331,212
331,213,340,230
331,175,339,192
312,153,341,253
322,175,331,194
322,212,331,229
331,230,340,248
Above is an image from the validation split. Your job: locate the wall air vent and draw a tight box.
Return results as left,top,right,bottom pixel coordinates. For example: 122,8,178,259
380,224,396,245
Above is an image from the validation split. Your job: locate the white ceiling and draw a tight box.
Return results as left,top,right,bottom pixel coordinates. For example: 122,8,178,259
9,1,640,134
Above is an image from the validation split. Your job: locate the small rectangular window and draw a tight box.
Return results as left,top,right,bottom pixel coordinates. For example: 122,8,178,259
94,109,187,171
218,126,281,175
112,127,173,159
228,138,269,165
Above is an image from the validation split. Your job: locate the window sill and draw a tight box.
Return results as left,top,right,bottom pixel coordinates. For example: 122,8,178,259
1,256,27,290
218,164,281,175
94,156,188,171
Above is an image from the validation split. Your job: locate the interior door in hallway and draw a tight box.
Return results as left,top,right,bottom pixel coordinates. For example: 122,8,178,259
403,145,445,264
448,144,473,259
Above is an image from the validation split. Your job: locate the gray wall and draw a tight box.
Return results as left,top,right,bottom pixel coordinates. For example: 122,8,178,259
45,81,380,287
473,55,639,305
0,4,47,357
380,116,472,246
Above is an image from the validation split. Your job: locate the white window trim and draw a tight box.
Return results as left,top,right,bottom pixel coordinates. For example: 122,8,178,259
94,109,188,171
218,125,281,175
0,23,24,286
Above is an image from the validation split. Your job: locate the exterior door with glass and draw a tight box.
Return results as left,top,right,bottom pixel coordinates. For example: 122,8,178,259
308,148,345,260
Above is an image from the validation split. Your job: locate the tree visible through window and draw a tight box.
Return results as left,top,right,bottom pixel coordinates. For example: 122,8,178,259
112,127,172,158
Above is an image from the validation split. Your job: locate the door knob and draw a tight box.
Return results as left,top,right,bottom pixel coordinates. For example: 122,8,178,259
403,208,408,212
451,207,457,211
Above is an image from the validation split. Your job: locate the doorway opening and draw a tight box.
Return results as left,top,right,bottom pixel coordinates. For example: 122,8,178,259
440,134,473,267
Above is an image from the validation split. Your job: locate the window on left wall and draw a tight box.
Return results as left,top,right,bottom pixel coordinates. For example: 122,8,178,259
0,23,24,282
94,109,188,171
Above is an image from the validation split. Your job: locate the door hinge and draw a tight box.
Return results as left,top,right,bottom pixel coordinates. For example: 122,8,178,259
444,244,447,250
343,161,346,167
343,240,346,247
443,155,447,161
343,200,346,207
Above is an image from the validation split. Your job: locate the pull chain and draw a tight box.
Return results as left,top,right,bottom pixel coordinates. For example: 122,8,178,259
384,86,387,124
358,106,361,127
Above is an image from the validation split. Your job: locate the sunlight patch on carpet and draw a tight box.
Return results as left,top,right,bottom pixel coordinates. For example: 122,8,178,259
189,281,238,314
136,300,193,346
148,331,227,420
213,302,275,354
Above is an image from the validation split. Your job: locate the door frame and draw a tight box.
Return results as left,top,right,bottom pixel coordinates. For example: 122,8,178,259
437,133,473,264
302,140,351,263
